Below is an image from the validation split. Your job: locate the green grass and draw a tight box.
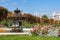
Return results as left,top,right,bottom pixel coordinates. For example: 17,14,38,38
0,35,60,40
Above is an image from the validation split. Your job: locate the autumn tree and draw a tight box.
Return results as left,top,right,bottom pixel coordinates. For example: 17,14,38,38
48,19,54,25
7,11,12,17
22,13,40,24
0,6,8,21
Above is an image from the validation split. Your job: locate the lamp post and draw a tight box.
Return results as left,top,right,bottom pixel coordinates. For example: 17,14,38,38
14,8,22,31
14,8,20,16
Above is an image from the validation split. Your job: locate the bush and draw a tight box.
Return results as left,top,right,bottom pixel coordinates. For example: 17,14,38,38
22,21,31,28
0,20,12,27
30,25,41,36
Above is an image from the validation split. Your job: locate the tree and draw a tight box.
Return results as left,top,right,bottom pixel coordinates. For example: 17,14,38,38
49,19,54,25
0,6,8,21
41,15,48,24
42,15,48,19
7,11,12,17
22,13,40,24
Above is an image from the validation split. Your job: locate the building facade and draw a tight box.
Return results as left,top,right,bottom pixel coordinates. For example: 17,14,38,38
52,11,60,20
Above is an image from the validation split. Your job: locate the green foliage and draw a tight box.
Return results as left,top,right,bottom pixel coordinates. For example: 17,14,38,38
31,32,39,36
0,20,6,25
42,15,48,19
22,21,40,28
0,20,12,27
22,21,31,28
53,24,60,27
0,35,60,40
7,20,12,26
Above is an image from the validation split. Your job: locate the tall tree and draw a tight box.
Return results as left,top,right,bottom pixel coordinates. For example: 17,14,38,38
42,15,48,19
7,11,12,17
41,15,48,24
0,6,8,21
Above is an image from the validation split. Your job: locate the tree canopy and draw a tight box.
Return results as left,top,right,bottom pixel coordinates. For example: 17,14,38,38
0,6,8,21
42,15,48,19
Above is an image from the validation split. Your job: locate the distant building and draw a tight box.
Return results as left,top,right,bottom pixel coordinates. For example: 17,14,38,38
52,11,60,20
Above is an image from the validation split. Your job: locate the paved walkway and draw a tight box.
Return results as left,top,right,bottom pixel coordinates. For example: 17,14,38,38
0,32,29,35
0,28,32,35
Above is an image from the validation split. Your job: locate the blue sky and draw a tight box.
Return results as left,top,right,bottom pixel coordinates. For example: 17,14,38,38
0,0,60,18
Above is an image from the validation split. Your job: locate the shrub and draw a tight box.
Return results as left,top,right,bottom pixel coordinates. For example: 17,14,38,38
30,25,41,36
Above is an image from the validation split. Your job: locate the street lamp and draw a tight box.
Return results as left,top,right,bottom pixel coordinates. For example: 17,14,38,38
14,8,20,16
14,8,22,32
14,8,22,27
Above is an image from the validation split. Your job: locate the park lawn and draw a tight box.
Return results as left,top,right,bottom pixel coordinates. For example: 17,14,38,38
0,35,60,40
